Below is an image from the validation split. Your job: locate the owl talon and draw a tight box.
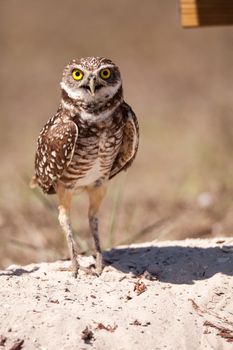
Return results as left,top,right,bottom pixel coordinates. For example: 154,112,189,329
78,265,98,277
78,258,104,277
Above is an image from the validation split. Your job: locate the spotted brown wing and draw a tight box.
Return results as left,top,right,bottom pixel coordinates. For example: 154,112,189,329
109,103,139,179
35,114,78,193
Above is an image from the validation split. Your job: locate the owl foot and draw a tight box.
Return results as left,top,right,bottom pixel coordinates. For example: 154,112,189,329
56,255,104,278
56,259,79,278
78,254,105,277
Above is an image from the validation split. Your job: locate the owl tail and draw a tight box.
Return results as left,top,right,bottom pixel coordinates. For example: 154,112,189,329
29,175,38,189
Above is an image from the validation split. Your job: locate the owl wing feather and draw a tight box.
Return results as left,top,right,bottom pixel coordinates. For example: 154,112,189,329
109,102,139,180
35,113,78,194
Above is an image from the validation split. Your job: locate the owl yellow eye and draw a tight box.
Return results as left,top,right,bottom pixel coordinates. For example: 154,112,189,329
100,68,111,80
72,69,84,81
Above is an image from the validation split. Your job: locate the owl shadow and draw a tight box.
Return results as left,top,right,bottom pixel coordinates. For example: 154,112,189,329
103,244,233,285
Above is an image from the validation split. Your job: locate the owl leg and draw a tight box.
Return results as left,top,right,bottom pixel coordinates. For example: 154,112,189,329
57,186,79,278
87,184,107,275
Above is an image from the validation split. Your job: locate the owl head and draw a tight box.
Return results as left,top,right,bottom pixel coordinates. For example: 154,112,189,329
60,57,122,104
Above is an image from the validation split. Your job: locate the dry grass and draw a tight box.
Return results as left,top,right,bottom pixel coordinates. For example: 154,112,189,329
0,0,233,268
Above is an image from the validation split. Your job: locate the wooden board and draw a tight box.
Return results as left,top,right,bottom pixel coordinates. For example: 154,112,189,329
180,0,233,27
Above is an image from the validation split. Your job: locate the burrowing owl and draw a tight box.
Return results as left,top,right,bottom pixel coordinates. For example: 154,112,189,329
31,57,139,277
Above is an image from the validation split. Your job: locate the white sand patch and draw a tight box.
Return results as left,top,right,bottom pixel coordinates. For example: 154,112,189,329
0,238,233,349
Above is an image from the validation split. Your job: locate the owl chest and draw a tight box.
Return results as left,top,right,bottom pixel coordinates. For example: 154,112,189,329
66,125,123,187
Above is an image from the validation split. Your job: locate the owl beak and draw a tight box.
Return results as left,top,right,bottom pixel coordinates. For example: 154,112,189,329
88,78,96,96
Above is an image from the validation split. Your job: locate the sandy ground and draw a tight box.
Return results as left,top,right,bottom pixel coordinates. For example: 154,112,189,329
0,238,233,350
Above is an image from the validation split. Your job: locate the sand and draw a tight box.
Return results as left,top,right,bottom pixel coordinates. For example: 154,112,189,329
0,238,233,350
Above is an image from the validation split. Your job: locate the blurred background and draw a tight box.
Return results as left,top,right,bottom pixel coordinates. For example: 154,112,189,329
0,0,233,268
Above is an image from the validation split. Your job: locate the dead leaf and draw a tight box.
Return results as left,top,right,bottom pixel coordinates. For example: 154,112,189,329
134,280,147,295
188,299,204,316
204,321,233,342
95,323,117,332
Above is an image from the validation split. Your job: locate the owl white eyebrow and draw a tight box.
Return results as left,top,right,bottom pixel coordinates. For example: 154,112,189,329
98,64,115,69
